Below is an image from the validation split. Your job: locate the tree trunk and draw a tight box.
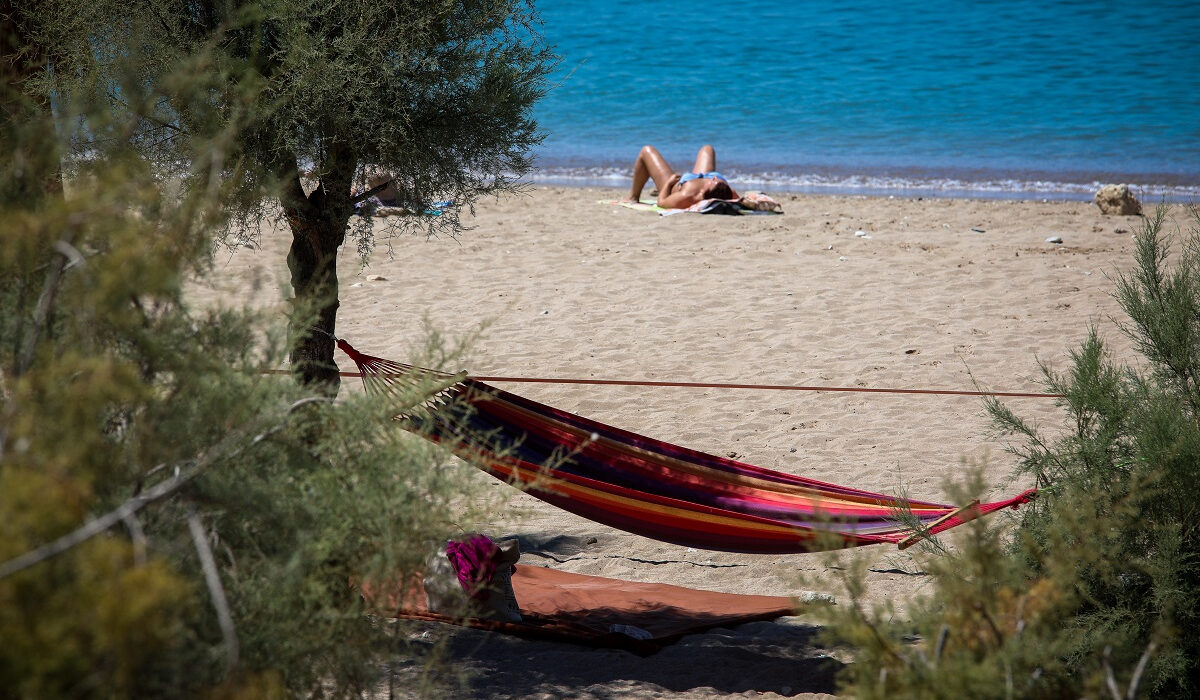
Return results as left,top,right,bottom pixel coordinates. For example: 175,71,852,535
281,145,355,394
285,214,343,392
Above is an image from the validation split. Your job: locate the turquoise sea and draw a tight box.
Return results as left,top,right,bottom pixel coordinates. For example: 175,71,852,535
529,0,1200,200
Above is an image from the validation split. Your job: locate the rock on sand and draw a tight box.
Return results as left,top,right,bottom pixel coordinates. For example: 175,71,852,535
1094,184,1142,216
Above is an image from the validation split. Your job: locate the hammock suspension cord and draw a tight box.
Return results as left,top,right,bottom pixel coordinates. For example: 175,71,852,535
265,368,1062,399
469,375,1061,399
276,331,1063,398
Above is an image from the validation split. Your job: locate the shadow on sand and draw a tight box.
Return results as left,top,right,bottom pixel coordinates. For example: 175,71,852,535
384,531,844,697
394,616,843,698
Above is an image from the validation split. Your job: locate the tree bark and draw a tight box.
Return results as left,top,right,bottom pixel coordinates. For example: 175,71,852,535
281,144,356,394
285,213,342,392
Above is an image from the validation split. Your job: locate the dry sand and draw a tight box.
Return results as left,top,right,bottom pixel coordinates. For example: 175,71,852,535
190,186,1162,698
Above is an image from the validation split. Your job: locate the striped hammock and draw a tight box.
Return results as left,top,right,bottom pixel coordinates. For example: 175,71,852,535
338,340,1035,554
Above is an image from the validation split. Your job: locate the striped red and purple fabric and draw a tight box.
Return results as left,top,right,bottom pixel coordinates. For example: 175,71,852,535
338,340,1035,554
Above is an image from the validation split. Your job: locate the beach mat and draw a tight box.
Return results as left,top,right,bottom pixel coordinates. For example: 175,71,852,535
368,564,799,655
602,194,782,216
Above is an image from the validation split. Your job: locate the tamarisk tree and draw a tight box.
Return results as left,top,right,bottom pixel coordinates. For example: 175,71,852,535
44,0,553,391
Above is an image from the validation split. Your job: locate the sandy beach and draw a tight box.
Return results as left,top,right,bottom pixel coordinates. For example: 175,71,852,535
190,186,1157,697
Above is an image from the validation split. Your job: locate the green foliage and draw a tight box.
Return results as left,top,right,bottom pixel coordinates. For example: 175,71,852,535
823,207,1200,699
28,0,555,390
35,0,555,248
1,36,489,699
44,0,552,389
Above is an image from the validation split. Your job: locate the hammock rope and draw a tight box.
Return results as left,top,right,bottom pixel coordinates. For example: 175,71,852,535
264,369,1062,399
471,375,1062,399
336,339,1037,554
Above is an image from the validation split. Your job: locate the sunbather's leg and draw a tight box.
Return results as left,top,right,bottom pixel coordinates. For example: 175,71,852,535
691,145,716,175
626,145,675,202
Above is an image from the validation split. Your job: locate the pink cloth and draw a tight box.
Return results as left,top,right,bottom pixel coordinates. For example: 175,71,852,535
444,535,499,600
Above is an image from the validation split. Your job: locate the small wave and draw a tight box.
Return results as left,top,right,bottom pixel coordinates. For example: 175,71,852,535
528,165,1200,202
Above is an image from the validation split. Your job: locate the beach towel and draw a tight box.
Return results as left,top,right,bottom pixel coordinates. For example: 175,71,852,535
364,564,801,655
602,198,668,213
663,198,744,216
355,198,453,217
603,192,783,216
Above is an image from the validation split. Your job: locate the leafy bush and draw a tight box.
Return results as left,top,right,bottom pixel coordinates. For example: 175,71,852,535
824,206,1200,699
1,61,488,699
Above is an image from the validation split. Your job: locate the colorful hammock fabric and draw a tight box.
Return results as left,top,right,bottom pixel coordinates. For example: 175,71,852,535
337,340,1035,554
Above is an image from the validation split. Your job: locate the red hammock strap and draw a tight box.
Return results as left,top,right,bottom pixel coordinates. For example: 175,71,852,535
333,340,1060,398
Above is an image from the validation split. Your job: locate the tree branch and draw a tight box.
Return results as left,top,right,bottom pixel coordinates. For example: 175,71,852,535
15,236,84,377
1103,645,1122,700
0,397,332,580
122,511,148,566
188,506,239,674
276,150,315,219
1126,641,1156,700
350,179,392,205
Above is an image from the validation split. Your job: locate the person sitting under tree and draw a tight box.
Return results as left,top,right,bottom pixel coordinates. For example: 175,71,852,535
623,144,739,209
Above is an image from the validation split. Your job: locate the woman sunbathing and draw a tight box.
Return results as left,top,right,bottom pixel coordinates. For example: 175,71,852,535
624,144,739,209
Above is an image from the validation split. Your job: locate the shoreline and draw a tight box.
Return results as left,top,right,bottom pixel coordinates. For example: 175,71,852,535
529,161,1200,204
